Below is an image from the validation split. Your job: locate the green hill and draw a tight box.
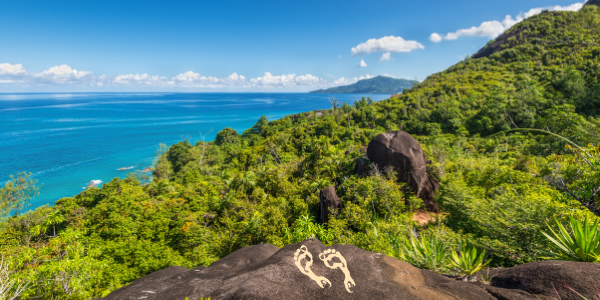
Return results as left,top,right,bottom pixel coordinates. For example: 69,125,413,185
3,4,600,299
382,4,600,144
309,75,417,94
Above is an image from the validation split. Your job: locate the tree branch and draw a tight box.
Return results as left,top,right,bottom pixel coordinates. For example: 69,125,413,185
588,185,600,205
560,179,600,216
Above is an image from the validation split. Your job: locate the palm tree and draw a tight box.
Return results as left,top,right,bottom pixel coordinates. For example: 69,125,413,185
231,171,256,193
146,180,173,198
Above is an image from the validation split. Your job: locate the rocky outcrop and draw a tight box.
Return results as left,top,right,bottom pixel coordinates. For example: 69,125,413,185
319,186,343,224
490,261,600,300
472,29,525,59
367,130,439,211
103,239,600,300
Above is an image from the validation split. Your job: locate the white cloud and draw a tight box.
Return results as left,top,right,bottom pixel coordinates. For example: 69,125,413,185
33,64,95,84
431,2,585,42
0,62,393,91
0,63,26,75
429,33,442,43
351,36,424,56
357,60,368,67
0,63,28,84
113,73,169,86
249,72,326,88
379,52,392,62
333,74,374,86
338,55,342,59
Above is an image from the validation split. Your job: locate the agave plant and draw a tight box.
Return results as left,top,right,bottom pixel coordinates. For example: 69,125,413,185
541,215,600,262
448,241,491,277
398,231,451,272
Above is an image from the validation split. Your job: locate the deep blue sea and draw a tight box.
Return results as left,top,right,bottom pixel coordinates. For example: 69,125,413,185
0,93,389,211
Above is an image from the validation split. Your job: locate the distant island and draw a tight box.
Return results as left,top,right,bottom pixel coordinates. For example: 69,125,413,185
309,75,417,94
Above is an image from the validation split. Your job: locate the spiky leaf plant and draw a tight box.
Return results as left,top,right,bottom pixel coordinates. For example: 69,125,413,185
398,232,451,273
542,215,600,262
449,241,491,276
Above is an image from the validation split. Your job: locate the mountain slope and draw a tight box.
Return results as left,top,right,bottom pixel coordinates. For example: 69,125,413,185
309,75,417,94
5,5,600,299
378,4,600,142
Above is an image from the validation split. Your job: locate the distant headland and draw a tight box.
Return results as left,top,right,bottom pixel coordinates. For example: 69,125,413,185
309,75,417,94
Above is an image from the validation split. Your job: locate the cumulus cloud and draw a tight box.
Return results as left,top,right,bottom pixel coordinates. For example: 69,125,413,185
34,65,94,84
351,36,424,56
0,62,389,91
357,60,368,67
429,33,442,43
0,63,28,84
0,63,26,75
431,2,584,42
333,74,374,86
379,52,392,62
113,73,169,86
249,72,326,88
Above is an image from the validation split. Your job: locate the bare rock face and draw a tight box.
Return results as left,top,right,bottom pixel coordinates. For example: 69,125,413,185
319,185,343,224
491,261,600,300
103,239,597,300
586,0,600,6
367,130,439,211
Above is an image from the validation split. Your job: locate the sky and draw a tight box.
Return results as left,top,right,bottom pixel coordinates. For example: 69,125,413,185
0,0,590,92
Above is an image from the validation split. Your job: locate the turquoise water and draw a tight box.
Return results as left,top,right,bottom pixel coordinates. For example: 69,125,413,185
0,93,390,210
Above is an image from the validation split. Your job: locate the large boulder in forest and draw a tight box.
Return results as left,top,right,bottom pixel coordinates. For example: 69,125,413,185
366,130,439,211
319,185,343,224
103,239,598,300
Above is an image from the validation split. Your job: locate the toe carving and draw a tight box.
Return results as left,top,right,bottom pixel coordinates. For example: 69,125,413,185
293,245,331,288
319,249,355,293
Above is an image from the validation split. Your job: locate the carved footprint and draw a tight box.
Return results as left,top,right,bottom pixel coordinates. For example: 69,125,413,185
293,245,331,288
319,249,355,293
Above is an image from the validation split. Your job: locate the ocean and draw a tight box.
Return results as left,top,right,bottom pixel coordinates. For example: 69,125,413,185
0,93,390,211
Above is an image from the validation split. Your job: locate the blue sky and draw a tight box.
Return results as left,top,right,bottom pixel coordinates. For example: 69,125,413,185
0,0,588,92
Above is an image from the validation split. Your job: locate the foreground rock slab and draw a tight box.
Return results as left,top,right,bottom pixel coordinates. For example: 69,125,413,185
102,239,600,300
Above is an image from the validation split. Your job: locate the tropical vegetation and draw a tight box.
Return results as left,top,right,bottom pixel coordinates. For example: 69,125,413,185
2,4,600,299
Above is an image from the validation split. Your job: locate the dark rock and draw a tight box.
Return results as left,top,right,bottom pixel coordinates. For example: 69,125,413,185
102,240,459,300
366,130,439,211
472,29,524,59
355,158,367,178
319,186,343,224
491,261,600,300
105,240,595,300
102,266,189,300
586,0,600,6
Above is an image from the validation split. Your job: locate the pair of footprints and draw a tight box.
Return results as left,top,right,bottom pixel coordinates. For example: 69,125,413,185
293,245,355,293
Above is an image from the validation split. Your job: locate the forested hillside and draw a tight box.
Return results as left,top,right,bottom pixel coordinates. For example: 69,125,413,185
309,75,416,94
2,5,600,299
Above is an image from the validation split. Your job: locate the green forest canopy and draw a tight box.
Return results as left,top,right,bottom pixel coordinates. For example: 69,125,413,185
2,5,600,299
